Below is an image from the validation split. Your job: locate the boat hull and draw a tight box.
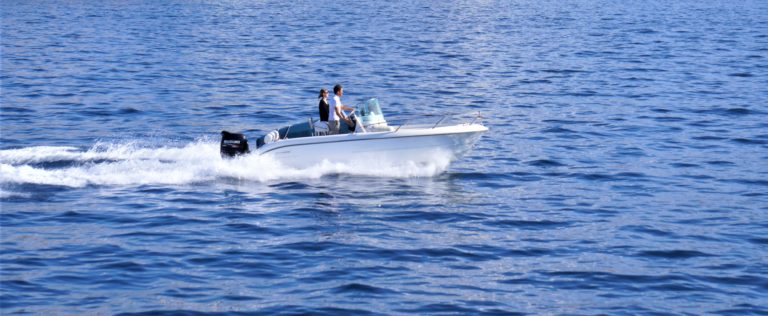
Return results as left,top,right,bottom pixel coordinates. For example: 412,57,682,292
255,124,488,168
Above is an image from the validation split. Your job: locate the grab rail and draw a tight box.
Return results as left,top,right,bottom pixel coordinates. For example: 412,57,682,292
350,110,367,134
393,111,482,133
282,124,292,140
394,120,408,133
431,116,447,129
273,111,482,139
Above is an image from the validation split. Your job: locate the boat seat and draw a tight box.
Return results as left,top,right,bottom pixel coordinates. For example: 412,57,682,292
314,121,329,136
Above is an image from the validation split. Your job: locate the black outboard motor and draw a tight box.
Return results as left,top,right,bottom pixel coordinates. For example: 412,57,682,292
220,131,249,158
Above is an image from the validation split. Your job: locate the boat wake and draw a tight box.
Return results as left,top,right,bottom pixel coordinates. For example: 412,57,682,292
0,139,452,188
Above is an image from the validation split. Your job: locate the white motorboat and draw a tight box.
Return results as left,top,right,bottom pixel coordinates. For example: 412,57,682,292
220,98,487,168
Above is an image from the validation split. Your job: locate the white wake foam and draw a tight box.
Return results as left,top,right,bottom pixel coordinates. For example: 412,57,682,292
0,140,451,188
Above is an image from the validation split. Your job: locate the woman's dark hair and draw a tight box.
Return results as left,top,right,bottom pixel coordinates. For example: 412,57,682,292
318,88,328,99
333,84,343,94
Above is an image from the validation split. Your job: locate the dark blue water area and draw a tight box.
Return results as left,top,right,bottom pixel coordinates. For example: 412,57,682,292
2,0,768,314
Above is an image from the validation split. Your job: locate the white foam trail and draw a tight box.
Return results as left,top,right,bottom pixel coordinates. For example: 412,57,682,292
0,146,82,164
0,141,450,188
0,189,31,199
0,142,199,164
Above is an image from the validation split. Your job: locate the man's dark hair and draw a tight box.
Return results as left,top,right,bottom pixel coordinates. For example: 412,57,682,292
333,84,343,94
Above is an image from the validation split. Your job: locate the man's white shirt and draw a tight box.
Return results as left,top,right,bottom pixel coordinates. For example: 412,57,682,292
329,95,342,121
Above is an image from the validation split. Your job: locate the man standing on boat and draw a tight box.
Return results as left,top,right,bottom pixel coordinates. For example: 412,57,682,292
329,84,354,134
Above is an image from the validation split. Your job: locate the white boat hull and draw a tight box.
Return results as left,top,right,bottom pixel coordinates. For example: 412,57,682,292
256,124,488,169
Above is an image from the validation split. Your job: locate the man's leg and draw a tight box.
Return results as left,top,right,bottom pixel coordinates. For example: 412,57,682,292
328,120,340,135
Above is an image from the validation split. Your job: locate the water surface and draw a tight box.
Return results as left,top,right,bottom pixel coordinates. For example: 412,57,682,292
2,0,767,314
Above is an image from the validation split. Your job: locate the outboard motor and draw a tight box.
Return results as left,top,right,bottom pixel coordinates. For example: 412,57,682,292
220,131,249,158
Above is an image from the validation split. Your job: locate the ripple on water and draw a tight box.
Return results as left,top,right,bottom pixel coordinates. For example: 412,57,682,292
636,249,714,260
2,0,768,315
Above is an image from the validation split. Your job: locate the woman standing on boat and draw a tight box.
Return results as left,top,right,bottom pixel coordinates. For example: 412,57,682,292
318,88,329,122
329,84,354,134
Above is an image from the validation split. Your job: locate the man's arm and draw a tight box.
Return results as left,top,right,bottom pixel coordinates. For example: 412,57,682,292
335,106,346,119
335,106,354,125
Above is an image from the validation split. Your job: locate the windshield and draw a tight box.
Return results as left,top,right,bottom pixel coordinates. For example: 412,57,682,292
360,98,382,117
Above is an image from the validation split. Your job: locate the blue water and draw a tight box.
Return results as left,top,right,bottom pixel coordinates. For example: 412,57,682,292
2,0,768,314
